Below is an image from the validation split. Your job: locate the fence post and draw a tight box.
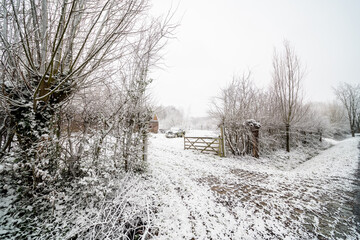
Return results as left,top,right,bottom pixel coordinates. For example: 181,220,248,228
220,125,226,157
184,136,185,150
142,131,148,161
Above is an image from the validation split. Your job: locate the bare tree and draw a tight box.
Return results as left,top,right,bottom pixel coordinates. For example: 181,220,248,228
0,1,177,238
271,40,307,152
209,71,260,155
155,105,184,129
1,0,151,157
326,101,347,130
334,82,360,137
0,0,177,186
56,7,177,174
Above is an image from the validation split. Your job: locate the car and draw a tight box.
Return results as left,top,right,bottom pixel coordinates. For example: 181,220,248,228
167,128,186,138
175,128,186,137
165,130,176,138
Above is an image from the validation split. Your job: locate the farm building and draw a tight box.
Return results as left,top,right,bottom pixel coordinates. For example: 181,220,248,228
149,114,159,133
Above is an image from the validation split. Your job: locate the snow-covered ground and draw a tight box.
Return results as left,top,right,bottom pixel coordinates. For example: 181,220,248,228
147,134,360,239
1,133,358,239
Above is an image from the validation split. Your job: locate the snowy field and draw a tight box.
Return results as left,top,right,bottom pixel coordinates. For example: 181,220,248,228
1,133,359,239
146,133,360,239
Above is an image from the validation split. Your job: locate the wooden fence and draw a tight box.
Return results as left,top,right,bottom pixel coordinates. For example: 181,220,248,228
184,127,226,157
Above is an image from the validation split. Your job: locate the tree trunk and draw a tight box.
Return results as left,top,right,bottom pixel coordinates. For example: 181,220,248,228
11,100,59,188
142,130,148,161
286,124,290,152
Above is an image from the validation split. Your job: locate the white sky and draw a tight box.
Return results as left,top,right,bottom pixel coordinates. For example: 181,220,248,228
149,0,360,117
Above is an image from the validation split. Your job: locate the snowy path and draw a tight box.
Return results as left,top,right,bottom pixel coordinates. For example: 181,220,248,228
147,135,360,239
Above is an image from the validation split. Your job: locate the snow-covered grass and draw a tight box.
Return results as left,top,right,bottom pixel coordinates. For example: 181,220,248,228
292,137,358,178
1,134,359,239
0,170,158,239
146,134,360,239
323,137,340,146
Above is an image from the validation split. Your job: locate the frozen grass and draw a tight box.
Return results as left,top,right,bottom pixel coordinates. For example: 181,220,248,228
147,134,360,239
1,134,359,239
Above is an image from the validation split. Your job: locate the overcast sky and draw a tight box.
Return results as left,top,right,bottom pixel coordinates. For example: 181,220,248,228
149,0,360,117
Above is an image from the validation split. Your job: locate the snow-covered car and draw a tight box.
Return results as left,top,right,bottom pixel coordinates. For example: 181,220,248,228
165,131,177,138
170,128,185,137
175,129,185,137
167,128,185,138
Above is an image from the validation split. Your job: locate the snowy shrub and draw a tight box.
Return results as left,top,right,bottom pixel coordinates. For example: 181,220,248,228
0,167,157,239
0,0,176,238
209,65,344,157
66,175,157,239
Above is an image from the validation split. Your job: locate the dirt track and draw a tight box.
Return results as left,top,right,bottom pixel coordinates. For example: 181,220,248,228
149,135,360,239
354,141,360,230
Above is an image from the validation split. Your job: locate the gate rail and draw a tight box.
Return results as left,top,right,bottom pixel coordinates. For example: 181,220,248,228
184,136,225,157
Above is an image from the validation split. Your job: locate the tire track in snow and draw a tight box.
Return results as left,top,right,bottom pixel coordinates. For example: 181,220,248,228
353,140,360,233
148,135,360,239
149,138,238,239
200,137,360,239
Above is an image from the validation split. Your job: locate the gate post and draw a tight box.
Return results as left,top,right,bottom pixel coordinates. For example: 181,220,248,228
220,125,226,157
218,138,221,157
244,120,261,158
251,126,260,158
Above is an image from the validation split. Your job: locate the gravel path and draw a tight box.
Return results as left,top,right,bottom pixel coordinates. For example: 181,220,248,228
148,135,360,239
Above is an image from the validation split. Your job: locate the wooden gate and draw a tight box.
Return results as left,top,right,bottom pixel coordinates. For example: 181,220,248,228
184,137,219,154
184,127,226,157
184,136,225,157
